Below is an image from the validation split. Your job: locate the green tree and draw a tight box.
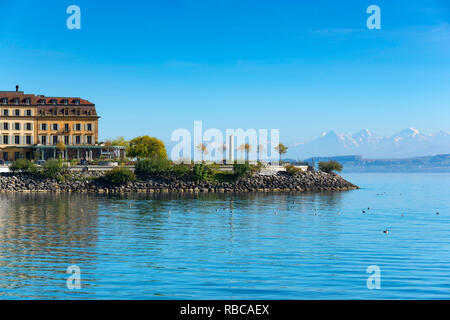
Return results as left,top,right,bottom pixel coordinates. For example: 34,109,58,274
274,143,288,163
257,144,264,162
127,136,167,159
56,141,66,160
319,160,343,174
111,136,129,147
196,143,208,162
239,143,252,163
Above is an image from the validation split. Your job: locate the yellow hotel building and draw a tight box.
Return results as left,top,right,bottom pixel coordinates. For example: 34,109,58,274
0,86,101,161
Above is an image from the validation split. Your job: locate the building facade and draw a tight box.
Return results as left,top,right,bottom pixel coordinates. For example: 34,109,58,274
0,86,101,161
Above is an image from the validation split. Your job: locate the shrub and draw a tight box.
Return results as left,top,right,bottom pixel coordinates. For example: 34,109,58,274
284,164,303,176
192,163,212,181
250,162,263,174
135,157,172,176
319,160,343,174
41,159,63,178
233,163,251,177
171,163,191,177
212,171,236,183
104,167,136,185
9,159,37,174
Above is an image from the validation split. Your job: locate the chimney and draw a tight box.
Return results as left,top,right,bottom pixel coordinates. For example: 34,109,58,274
16,85,19,92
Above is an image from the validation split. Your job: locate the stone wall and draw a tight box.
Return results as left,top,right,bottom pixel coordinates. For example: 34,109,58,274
0,171,358,193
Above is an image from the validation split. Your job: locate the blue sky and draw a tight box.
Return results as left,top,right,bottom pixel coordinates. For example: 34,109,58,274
0,0,449,148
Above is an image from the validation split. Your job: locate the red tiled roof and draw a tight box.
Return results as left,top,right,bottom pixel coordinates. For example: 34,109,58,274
0,91,94,106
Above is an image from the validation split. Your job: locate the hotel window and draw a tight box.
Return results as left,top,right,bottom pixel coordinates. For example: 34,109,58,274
63,99,68,105
64,123,69,131
26,109,32,116
87,123,92,131
40,100,45,105
3,109,9,116
13,98,19,105
52,123,58,131
64,109,69,115
14,123,20,130
15,109,20,116
41,123,47,131
2,98,7,105
86,136,92,145
52,136,58,145
64,136,69,145
25,99,30,105
76,123,81,131
3,135,8,144
41,136,47,145
26,136,31,145
26,123,32,130
75,136,81,144
3,122,9,130
76,109,80,116
14,135,20,144
74,100,80,105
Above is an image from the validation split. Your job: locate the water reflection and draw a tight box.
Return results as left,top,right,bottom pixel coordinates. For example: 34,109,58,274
0,193,99,298
1,179,447,299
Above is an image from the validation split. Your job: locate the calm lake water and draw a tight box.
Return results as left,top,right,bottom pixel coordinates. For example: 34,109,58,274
0,173,449,299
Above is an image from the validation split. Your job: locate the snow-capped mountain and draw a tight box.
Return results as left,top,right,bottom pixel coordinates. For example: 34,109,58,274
289,128,450,159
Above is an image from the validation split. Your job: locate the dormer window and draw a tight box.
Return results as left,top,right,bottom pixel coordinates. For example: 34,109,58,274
40,99,46,105
2,98,8,105
25,98,30,105
63,99,68,105
51,99,57,105
74,99,80,105
13,98,19,105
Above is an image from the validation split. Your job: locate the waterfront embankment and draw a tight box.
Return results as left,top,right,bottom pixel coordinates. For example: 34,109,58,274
0,171,358,193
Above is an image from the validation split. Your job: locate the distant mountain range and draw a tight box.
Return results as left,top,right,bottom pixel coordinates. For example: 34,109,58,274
289,128,450,159
299,154,450,173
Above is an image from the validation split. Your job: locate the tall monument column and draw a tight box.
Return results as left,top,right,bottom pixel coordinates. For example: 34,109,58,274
228,135,234,164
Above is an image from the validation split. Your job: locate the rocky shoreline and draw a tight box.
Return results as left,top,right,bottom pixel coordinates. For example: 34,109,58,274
0,171,358,193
